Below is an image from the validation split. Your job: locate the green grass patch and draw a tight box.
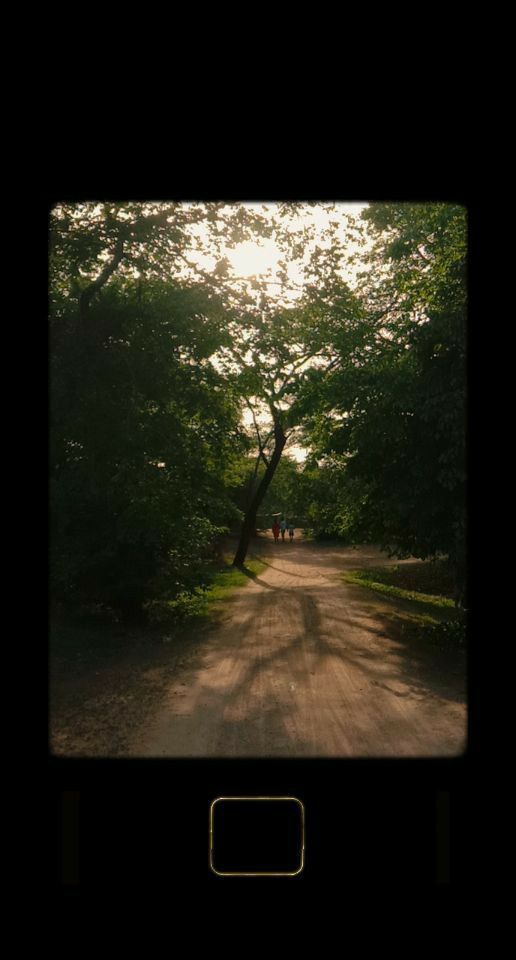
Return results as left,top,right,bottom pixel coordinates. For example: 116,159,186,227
51,553,267,659
344,568,455,610
343,561,466,648
146,553,266,626
358,558,455,598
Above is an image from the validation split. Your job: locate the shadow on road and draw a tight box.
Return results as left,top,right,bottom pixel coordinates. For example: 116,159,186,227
128,574,466,757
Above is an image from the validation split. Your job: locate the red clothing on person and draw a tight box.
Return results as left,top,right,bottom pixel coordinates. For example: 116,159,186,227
272,522,280,540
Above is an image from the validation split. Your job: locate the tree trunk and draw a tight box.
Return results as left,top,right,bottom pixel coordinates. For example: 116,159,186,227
233,420,286,567
245,452,262,512
79,238,125,318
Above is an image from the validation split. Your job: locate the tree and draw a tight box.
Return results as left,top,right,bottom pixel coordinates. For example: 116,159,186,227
257,454,303,525
285,456,366,541
50,201,275,301
300,203,467,603
49,201,275,619
218,280,364,566
50,200,335,614
53,199,461,612
50,275,248,619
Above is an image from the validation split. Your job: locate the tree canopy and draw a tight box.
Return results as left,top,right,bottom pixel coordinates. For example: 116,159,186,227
297,203,467,599
49,200,467,619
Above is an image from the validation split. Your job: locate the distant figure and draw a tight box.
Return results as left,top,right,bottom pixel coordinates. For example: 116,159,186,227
288,522,295,542
272,520,280,543
280,518,287,541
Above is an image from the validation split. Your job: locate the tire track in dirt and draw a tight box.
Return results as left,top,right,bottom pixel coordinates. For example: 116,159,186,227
128,536,467,757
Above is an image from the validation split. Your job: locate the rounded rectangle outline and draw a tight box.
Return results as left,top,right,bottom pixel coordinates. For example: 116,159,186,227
209,796,305,877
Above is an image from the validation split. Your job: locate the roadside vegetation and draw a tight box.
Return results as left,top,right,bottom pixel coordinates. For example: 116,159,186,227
343,559,467,648
52,547,266,652
50,201,466,629
146,553,266,625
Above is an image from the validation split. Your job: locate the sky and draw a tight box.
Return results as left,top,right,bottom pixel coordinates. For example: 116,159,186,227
227,202,368,288
90,201,371,465
195,202,372,463
89,201,373,463
187,201,370,305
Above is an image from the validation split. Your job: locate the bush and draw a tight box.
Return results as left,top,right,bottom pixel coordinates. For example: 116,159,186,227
50,285,247,622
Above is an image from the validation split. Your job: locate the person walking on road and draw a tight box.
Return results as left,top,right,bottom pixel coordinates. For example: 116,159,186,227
288,521,295,542
280,518,287,542
272,520,280,543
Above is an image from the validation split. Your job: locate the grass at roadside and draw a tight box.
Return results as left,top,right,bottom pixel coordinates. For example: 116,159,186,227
344,569,455,610
343,560,466,648
52,552,267,649
146,553,266,626
50,552,267,755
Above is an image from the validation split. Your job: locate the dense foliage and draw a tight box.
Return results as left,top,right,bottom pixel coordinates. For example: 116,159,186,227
50,278,249,619
50,200,467,619
299,203,467,601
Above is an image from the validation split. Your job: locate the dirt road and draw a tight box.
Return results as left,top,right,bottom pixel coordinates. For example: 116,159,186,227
128,536,467,758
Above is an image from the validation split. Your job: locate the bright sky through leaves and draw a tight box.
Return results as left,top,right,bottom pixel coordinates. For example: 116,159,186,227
188,201,371,305
207,202,372,461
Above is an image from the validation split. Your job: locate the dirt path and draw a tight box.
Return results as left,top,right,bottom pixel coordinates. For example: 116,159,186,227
128,536,467,757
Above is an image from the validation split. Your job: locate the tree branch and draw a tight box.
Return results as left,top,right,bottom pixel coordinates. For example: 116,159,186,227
79,237,125,316
176,249,308,299
245,399,271,465
276,349,327,396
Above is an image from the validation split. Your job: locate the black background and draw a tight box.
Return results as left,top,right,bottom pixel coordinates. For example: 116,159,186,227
52,755,473,894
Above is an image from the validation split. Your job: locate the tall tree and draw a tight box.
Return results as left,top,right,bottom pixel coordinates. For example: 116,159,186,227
50,201,275,309
50,276,248,619
215,280,364,566
49,200,375,601
300,203,467,603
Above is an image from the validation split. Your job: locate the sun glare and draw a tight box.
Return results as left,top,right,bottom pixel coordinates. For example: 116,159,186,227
227,240,280,278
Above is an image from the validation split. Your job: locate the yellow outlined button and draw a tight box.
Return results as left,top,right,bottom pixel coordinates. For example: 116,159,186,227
209,796,305,877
